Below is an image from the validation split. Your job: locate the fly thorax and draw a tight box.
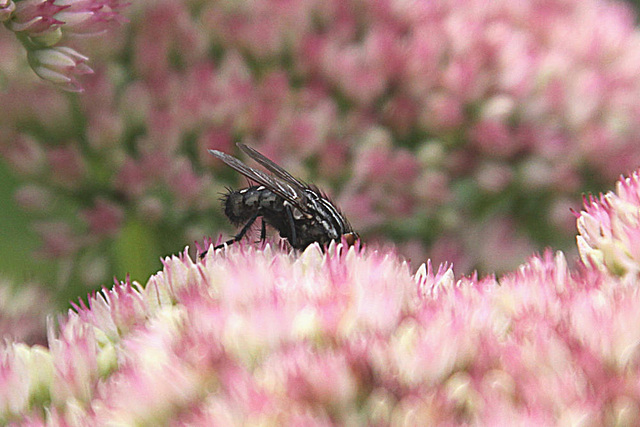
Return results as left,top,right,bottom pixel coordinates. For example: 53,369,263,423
224,188,259,224
257,187,284,211
322,220,340,239
308,197,343,240
240,187,260,208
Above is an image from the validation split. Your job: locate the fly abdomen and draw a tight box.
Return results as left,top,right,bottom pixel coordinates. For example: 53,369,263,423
222,185,284,225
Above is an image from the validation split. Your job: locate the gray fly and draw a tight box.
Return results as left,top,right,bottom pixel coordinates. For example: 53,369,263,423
204,144,358,255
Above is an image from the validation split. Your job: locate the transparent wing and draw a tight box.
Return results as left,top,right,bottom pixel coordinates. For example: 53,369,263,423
208,149,310,211
237,144,307,189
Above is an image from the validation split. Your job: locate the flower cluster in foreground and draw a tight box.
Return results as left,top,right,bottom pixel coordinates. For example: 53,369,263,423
3,169,640,425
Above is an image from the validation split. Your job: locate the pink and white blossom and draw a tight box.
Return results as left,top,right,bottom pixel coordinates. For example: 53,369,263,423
3,165,640,426
576,169,640,277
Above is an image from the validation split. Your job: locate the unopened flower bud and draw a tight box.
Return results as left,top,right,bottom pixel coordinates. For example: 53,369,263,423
27,46,92,92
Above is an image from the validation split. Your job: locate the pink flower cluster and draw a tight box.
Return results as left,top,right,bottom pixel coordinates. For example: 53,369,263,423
1,0,127,91
4,165,640,423
3,0,640,294
576,169,640,278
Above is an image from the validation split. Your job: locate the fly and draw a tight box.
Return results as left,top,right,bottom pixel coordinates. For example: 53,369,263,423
203,143,358,255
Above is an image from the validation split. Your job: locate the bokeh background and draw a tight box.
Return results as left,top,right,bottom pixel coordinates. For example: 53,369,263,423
3,0,640,336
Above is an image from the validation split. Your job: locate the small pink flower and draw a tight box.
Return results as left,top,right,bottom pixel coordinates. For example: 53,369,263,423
470,216,538,274
48,315,100,405
46,145,88,187
166,158,206,207
14,184,54,212
27,46,93,92
414,260,455,298
114,157,148,197
276,345,359,406
32,221,81,257
341,136,420,228
54,0,129,35
420,92,465,130
6,0,66,35
0,134,46,176
0,343,32,416
475,161,513,193
576,168,640,277
72,279,151,341
80,198,124,236
91,321,203,424
471,119,521,158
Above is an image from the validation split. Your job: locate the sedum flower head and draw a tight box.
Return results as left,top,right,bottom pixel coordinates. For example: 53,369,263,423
6,0,66,37
2,0,128,90
576,169,640,278
3,210,640,425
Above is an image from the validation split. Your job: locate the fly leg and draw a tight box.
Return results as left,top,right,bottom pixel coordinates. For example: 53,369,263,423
217,212,260,249
201,212,260,258
283,204,298,248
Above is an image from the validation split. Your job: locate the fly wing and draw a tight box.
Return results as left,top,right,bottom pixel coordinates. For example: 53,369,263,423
237,144,308,189
208,149,310,211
